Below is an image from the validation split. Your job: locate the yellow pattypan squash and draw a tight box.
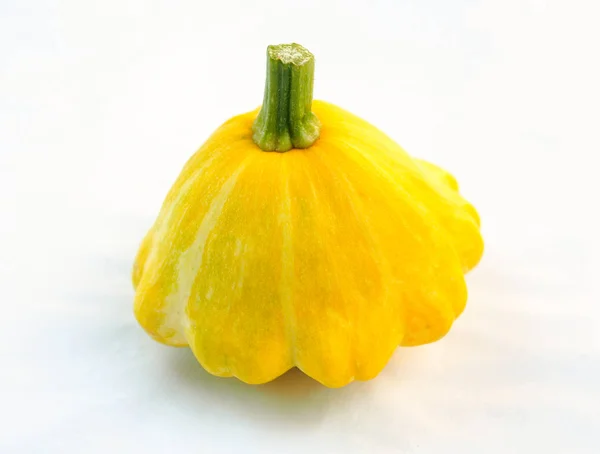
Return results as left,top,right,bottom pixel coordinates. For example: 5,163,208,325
132,43,484,388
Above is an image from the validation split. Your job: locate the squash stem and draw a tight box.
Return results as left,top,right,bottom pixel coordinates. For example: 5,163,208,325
252,44,321,152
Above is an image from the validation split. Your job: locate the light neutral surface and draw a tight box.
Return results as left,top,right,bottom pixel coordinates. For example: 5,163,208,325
1,0,599,452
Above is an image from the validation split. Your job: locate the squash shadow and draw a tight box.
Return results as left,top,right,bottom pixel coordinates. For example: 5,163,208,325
162,346,352,426
98,234,540,439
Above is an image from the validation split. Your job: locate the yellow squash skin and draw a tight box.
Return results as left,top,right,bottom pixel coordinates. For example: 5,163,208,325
133,100,483,388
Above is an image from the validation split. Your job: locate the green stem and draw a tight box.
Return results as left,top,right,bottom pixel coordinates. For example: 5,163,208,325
252,43,321,152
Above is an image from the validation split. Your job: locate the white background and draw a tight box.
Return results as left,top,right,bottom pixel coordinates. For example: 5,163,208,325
1,0,599,452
